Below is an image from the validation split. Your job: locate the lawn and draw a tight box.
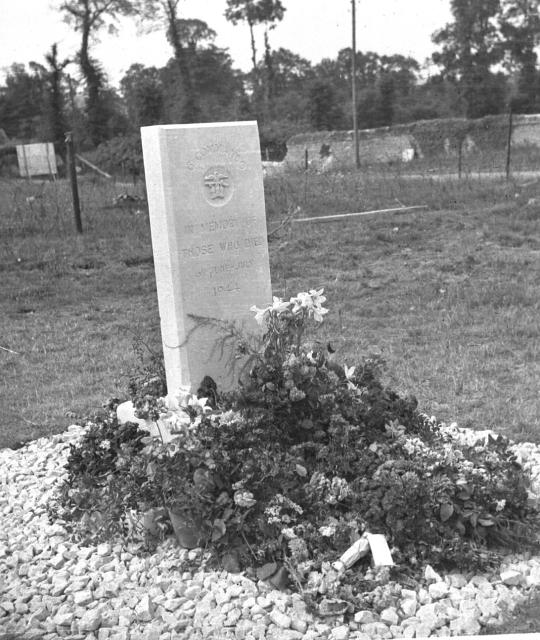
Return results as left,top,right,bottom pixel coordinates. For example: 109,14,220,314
1,165,539,449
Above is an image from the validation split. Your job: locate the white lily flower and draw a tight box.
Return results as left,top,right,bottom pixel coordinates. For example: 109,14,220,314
290,291,313,313
311,305,328,322
250,304,269,325
179,393,212,415
309,288,326,305
270,296,291,313
343,365,356,380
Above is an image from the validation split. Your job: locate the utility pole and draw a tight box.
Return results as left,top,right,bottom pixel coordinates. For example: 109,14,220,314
351,0,360,168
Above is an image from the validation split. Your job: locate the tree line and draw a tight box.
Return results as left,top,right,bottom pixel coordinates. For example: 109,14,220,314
1,0,539,161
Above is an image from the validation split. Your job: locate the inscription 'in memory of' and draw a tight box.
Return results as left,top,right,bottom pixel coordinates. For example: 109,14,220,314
184,216,258,235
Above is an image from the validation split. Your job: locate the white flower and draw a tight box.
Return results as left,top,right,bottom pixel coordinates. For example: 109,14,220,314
309,288,326,306
165,411,190,433
270,296,290,314
99,440,111,450
343,364,357,390
289,387,306,402
179,393,212,417
218,410,241,426
234,490,256,508
250,304,269,325
343,365,355,380
290,288,328,322
385,420,406,438
282,527,297,540
495,499,506,512
311,304,328,322
319,525,336,537
290,291,312,313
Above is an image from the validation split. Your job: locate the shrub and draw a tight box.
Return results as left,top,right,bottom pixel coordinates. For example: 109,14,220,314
93,133,143,180
49,402,152,543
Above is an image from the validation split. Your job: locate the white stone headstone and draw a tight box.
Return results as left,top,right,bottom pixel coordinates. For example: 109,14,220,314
16,142,57,177
141,122,272,399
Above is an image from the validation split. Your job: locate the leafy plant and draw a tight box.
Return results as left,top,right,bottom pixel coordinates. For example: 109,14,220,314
94,133,143,180
127,336,167,421
48,407,153,543
52,288,540,594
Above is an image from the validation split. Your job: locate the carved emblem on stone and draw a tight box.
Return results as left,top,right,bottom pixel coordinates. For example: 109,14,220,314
203,166,233,206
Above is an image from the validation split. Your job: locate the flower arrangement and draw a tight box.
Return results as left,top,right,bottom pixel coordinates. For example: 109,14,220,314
53,288,540,600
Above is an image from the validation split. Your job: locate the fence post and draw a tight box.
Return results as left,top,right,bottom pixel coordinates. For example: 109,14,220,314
304,148,309,171
65,131,83,234
505,107,513,181
457,138,463,179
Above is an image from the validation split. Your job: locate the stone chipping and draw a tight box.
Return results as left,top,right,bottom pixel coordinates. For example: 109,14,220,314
1,424,540,639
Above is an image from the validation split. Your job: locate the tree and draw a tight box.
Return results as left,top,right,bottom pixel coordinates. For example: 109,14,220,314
225,0,285,75
134,1,202,122
0,64,46,139
499,0,540,111
432,0,505,118
121,64,164,128
160,36,246,123
379,55,420,96
308,80,345,131
224,0,286,116
59,0,136,145
30,44,71,157
378,74,396,126
267,48,313,95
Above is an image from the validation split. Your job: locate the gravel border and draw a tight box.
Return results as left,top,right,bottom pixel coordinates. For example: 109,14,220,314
1,424,540,640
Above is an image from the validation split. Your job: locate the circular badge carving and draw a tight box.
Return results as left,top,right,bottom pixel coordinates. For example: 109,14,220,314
202,165,234,207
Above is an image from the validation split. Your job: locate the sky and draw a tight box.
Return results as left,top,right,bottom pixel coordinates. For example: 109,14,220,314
0,0,452,87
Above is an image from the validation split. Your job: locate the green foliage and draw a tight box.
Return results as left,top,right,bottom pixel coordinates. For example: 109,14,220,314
94,133,143,179
120,64,164,128
127,337,167,421
259,118,306,160
308,81,345,131
432,0,505,118
0,63,47,139
53,289,540,591
61,0,137,146
48,408,151,543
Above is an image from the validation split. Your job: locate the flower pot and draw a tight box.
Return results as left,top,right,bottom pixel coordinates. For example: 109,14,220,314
142,507,167,537
167,509,204,549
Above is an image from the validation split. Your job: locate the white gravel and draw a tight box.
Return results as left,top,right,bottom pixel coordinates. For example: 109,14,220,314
1,424,540,640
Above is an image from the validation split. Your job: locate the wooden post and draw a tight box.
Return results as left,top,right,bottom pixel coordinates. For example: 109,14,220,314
65,132,83,234
505,106,513,181
458,137,463,179
351,0,360,169
304,148,309,170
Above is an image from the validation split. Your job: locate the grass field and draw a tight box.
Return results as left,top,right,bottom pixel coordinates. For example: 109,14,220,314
1,165,539,450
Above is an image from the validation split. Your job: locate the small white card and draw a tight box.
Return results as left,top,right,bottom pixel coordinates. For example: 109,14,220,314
367,533,394,566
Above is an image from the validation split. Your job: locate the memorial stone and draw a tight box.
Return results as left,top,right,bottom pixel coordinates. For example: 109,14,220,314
141,121,272,400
